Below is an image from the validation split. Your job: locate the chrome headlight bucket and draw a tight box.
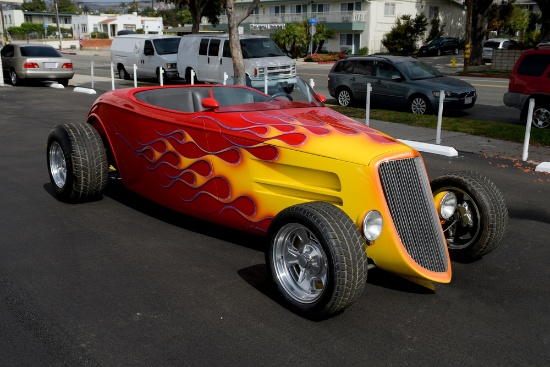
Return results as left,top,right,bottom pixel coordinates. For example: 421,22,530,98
362,210,383,243
434,191,457,220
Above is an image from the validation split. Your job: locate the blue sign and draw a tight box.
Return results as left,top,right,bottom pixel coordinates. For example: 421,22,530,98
308,18,318,25
44,24,48,28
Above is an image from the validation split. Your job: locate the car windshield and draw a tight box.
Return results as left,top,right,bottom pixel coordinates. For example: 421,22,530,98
20,46,61,57
213,77,324,112
397,60,444,80
153,38,180,55
240,39,285,58
484,41,501,48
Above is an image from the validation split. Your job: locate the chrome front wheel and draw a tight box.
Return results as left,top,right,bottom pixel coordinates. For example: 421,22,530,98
410,96,430,114
532,106,550,128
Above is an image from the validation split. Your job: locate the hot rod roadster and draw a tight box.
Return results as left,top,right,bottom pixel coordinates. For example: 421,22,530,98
46,78,508,318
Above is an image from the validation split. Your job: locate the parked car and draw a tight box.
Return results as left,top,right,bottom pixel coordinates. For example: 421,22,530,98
418,37,461,56
46,77,507,318
1,43,73,86
111,34,181,83
177,34,296,87
503,45,550,128
328,55,477,113
482,38,519,62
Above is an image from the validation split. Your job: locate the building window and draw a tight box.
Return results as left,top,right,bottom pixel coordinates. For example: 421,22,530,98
429,6,439,20
269,5,285,14
317,3,330,12
340,34,353,46
341,3,354,12
81,24,87,33
384,3,395,16
123,24,136,31
25,15,32,22
290,4,304,13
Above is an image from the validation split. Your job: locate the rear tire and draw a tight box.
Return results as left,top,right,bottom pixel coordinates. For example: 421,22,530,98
10,69,20,86
47,123,108,202
118,66,130,80
58,78,69,87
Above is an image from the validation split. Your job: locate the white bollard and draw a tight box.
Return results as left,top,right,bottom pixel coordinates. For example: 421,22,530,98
91,60,94,89
0,56,4,87
310,78,315,89
190,69,195,85
264,72,268,94
365,83,372,126
223,72,228,85
523,98,535,161
110,62,115,90
133,64,137,88
159,68,164,86
436,90,445,145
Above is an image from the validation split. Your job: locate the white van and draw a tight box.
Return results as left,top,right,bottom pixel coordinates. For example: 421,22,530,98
177,34,296,87
111,34,181,83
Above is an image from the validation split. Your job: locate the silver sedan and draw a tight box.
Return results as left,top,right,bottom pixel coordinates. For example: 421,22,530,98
1,43,74,86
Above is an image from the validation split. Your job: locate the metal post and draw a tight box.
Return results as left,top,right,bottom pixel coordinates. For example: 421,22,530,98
159,68,164,86
0,55,4,87
54,0,63,51
190,69,195,85
110,62,115,90
133,64,137,87
224,72,228,85
310,78,315,89
365,83,372,126
463,0,472,73
91,60,94,89
436,91,445,145
523,99,535,161
264,71,268,94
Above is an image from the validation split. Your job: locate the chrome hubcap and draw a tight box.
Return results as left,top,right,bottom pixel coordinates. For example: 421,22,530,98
411,98,427,114
49,141,67,188
10,71,17,85
338,90,350,106
532,108,550,129
272,223,328,303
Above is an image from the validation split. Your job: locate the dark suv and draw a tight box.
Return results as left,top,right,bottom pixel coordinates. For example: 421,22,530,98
327,55,476,114
503,46,550,128
418,37,461,56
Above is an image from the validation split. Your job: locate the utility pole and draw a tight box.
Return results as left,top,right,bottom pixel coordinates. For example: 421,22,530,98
54,0,63,51
463,0,472,72
1,3,7,45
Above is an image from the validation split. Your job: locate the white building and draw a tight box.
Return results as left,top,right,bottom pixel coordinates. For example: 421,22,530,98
71,13,164,39
207,0,467,53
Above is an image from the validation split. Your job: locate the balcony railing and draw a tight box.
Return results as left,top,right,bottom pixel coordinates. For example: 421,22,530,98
216,11,367,26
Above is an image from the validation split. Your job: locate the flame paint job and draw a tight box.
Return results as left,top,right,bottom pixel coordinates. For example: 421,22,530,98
87,85,451,283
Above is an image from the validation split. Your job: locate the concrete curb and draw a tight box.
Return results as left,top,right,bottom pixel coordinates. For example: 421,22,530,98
398,139,459,157
74,87,97,94
535,162,550,173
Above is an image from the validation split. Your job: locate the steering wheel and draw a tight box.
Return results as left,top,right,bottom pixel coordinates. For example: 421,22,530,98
267,93,293,102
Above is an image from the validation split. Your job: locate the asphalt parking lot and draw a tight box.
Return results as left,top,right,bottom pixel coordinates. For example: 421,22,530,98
1,85,549,366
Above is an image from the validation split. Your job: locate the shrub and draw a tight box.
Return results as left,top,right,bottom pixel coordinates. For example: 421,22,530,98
358,47,369,55
303,52,346,62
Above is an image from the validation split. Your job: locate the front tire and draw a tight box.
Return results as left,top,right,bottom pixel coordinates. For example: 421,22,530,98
409,95,431,114
47,123,108,202
336,87,352,107
431,171,508,260
266,202,368,318
532,105,550,128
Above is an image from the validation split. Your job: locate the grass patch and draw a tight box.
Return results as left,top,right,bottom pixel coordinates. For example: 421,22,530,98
330,106,550,148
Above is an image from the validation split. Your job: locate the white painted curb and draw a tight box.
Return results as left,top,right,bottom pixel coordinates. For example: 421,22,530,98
535,162,550,173
398,139,459,157
74,87,97,95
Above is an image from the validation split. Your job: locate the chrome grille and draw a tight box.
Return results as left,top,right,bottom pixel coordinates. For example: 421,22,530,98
378,157,448,273
267,65,295,76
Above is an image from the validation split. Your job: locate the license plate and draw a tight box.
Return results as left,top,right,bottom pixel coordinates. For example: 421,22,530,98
44,62,57,69
465,97,472,104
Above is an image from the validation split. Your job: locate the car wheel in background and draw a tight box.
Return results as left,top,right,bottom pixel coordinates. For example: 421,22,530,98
336,87,352,107
10,69,20,86
431,171,508,260
532,105,550,128
266,202,368,318
118,66,130,80
409,95,431,114
454,48,459,55
47,123,108,202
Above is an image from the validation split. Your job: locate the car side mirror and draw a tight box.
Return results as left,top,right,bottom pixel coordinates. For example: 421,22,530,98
202,98,220,110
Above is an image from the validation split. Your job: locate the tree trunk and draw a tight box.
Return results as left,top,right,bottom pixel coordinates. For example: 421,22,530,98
189,2,203,34
470,0,493,66
536,1,550,43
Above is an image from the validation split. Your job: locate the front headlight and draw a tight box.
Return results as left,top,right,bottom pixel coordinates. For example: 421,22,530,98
362,210,383,243
166,63,177,69
432,90,452,98
434,191,457,220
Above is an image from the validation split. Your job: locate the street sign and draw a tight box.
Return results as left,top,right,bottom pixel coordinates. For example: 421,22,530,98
44,24,48,28
308,18,317,25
